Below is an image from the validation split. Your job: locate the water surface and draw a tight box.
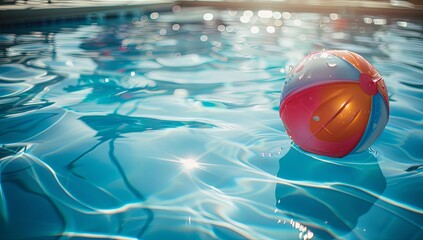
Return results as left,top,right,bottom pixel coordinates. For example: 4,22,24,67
0,7,422,240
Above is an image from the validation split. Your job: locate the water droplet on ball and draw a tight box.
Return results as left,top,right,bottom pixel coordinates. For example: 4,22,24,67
326,55,337,67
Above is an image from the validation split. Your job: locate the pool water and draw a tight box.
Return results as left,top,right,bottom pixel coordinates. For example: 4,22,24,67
0,6,422,240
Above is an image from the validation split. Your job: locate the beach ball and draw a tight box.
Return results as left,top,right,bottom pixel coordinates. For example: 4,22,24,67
279,50,389,158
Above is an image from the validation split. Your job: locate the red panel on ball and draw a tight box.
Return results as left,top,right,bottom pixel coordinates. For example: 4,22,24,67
280,82,371,157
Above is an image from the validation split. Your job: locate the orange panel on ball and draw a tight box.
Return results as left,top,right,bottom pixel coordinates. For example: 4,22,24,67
309,83,371,143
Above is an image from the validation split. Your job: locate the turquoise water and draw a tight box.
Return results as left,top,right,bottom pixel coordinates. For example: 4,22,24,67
0,7,422,240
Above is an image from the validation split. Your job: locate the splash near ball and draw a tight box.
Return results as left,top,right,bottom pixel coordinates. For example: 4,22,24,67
279,50,389,158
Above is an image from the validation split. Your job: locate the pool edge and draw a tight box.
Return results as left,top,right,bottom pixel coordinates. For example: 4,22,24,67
177,1,423,19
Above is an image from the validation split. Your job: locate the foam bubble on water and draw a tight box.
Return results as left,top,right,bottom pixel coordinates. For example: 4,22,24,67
173,89,189,98
172,24,181,31
150,12,159,20
285,219,314,239
217,25,226,32
159,29,167,36
203,13,214,21
240,15,251,23
250,26,260,34
243,10,254,18
225,26,234,32
200,35,208,42
266,26,276,33
172,5,181,13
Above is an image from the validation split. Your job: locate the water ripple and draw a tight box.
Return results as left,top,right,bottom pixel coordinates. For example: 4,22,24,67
0,64,47,82
146,69,272,84
0,83,32,98
0,6,422,240
7,43,52,54
156,54,212,67
0,34,15,44
27,57,97,74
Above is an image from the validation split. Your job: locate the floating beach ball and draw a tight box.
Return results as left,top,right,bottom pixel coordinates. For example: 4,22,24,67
279,50,389,158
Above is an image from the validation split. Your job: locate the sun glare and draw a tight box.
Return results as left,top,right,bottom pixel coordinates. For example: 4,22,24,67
181,158,200,171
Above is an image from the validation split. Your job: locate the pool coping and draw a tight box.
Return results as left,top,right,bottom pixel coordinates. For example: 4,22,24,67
176,1,423,19
0,1,174,26
0,0,422,27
